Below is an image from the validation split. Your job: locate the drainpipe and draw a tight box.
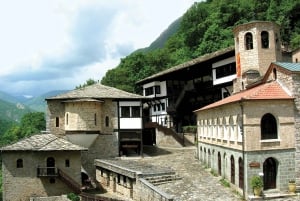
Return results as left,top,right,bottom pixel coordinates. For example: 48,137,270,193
239,100,245,199
117,101,120,156
140,99,144,157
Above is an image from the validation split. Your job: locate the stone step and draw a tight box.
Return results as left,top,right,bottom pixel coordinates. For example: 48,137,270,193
145,174,181,185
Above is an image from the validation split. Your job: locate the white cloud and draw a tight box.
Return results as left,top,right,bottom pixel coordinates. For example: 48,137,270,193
0,0,198,96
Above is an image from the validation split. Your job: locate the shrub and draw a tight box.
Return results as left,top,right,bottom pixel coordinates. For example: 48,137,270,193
67,193,80,201
250,176,263,189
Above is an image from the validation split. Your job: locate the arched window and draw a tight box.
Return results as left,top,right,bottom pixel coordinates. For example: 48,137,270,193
261,31,269,48
17,159,23,168
261,113,277,140
245,32,253,50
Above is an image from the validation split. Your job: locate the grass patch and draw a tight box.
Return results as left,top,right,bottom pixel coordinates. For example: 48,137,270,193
220,178,230,188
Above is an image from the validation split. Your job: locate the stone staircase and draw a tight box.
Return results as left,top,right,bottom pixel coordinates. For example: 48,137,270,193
144,173,181,186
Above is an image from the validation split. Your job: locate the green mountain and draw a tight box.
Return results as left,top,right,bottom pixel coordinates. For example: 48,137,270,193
0,99,32,123
101,0,300,93
135,18,182,53
0,91,20,104
24,90,69,112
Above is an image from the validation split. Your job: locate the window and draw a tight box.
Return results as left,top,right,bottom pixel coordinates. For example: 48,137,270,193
105,116,109,127
145,87,154,96
121,106,130,117
155,85,161,94
215,63,236,79
94,113,97,126
156,104,161,111
261,31,269,48
261,113,277,140
161,103,165,111
65,159,70,167
132,106,140,117
66,113,68,125
55,117,59,127
17,159,23,168
245,32,253,50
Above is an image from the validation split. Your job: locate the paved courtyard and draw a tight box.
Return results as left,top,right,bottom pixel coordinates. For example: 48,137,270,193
137,146,300,201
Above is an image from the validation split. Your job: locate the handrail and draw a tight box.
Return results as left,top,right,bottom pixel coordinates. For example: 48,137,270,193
57,168,82,194
37,167,58,177
80,192,124,201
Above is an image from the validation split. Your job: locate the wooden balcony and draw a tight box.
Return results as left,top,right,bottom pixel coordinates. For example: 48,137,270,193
37,167,58,177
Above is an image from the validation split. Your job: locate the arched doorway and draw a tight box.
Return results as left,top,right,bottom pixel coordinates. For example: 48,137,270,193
230,155,235,184
218,152,221,176
238,157,244,189
263,157,277,189
47,157,55,175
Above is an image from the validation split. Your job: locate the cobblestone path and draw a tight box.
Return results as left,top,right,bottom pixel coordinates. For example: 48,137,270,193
140,146,300,201
141,146,242,201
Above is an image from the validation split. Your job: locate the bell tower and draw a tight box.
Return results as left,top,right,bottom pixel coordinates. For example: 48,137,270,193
233,21,282,93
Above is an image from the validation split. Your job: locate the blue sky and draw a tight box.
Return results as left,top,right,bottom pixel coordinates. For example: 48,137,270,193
0,0,198,97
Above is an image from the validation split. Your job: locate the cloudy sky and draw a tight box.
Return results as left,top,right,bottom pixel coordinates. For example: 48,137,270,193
0,0,198,97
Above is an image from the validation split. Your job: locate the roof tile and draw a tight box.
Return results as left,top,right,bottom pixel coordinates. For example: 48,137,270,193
195,81,293,112
46,83,147,100
1,134,87,151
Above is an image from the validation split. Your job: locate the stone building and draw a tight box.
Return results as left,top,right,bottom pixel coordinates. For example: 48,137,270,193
1,134,86,201
195,21,300,198
45,83,147,179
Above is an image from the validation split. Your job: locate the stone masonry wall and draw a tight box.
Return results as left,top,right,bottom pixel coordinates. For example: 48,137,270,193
2,151,81,201
292,74,300,184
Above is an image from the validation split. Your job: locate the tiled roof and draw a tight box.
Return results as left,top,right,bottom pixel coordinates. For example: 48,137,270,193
46,83,147,100
195,81,293,112
1,134,87,151
136,46,235,84
273,62,300,72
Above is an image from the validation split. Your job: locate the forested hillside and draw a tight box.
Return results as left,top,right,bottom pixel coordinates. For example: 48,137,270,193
101,0,300,93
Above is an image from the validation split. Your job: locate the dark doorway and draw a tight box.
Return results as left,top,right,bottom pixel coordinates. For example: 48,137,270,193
143,128,156,145
47,157,55,175
218,152,221,176
231,155,235,184
263,157,277,189
239,157,244,189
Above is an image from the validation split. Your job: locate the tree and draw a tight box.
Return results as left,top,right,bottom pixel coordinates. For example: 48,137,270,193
0,112,46,145
76,78,97,89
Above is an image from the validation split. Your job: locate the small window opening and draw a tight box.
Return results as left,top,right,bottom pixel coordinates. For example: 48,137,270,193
245,32,253,50
66,113,68,125
121,106,130,117
261,113,278,140
94,113,97,126
55,117,59,127
132,106,140,117
105,116,109,127
261,31,269,48
17,159,23,168
273,68,277,80
65,159,70,167
49,178,56,183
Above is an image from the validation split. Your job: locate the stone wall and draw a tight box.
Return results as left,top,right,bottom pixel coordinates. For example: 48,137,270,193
81,133,119,179
198,142,295,197
292,74,300,184
46,100,66,135
2,151,81,201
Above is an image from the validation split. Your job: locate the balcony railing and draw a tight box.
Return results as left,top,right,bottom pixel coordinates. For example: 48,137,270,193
37,167,58,177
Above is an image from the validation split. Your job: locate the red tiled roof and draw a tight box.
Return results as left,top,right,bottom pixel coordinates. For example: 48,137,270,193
194,81,293,112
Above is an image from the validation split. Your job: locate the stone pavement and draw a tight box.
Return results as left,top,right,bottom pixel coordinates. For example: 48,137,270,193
138,146,300,201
